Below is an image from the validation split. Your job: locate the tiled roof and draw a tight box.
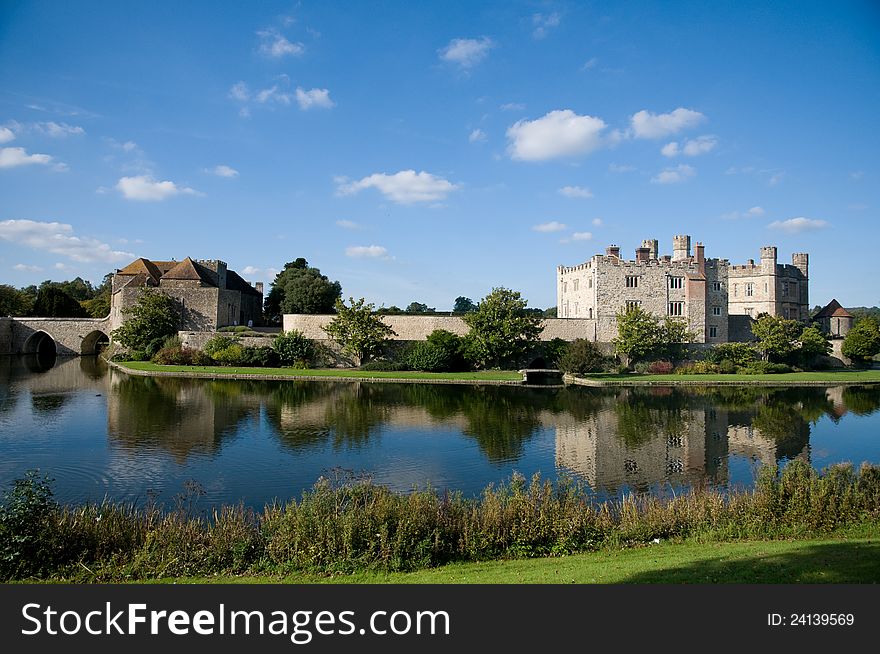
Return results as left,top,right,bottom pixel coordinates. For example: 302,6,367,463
162,257,215,285
117,257,162,283
815,299,853,319
226,269,262,296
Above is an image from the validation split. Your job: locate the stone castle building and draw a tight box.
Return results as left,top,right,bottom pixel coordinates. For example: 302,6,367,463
556,235,809,343
111,257,263,331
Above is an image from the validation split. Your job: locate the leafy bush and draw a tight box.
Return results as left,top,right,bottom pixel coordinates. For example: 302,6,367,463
0,471,56,580
558,339,606,374
239,346,280,368
426,330,469,371
718,359,737,374
202,335,239,359
675,361,721,375
739,361,792,374
192,350,215,366
212,344,245,366
359,360,410,372
152,345,196,365
647,360,673,374
405,341,452,372
126,349,150,362
542,338,569,368
707,342,759,367
273,330,315,366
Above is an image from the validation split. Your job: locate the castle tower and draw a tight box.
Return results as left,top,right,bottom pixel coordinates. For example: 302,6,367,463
760,246,777,274
792,253,809,279
672,235,691,262
641,239,658,260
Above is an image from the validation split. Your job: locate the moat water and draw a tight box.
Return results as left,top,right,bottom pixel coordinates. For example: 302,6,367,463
1,355,879,509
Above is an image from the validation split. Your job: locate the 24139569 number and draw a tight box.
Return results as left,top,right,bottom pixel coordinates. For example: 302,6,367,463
768,613,854,627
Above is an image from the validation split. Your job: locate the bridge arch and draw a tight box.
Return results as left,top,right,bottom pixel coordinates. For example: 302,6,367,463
22,330,57,357
81,330,110,355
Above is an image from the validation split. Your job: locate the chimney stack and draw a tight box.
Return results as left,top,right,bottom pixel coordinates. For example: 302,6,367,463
606,245,620,258
635,247,650,262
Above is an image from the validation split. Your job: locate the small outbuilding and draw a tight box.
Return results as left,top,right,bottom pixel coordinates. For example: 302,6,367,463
813,299,854,339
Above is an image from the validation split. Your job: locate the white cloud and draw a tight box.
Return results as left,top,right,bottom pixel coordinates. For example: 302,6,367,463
54,262,71,271
438,37,494,68
210,165,239,178
242,266,259,275
295,87,334,110
13,263,42,272
631,108,706,139
0,146,58,169
506,110,608,161
500,102,525,111
571,232,592,240
662,135,717,157
255,85,293,105
240,265,278,279
469,128,487,143
768,217,828,234
229,82,250,102
0,219,135,263
257,28,305,58
116,175,201,201
581,57,598,71
532,12,561,39
0,127,14,143
747,206,765,216
346,245,388,258
723,206,766,220
851,171,864,181
336,170,458,204
592,218,603,226
35,122,85,137
533,221,567,233
609,163,636,173
559,185,593,198
768,172,784,186
651,164,696,184
336,219,361,229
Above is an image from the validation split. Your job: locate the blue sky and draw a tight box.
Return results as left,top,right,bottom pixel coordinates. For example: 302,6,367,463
1,0,878,310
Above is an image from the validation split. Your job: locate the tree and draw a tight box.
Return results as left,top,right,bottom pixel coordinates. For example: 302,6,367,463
750,314,804,362
558,339,606,374
0,285,33,316
322,297,396,365
462,287,543,368
264,258,341,323
543,306,558,318
111,289,179,356
405,301,435,314
658,316,696,360
841,317,880,365
796,325,831,365
32,286,88,318
81,272,113,318
613,306,663,365
453,296,476,314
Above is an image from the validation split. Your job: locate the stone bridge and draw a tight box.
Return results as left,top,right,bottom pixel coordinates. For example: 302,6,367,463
0,316,113,356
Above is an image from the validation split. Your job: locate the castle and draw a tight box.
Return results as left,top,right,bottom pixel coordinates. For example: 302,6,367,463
556,235,809,343
111,257,263,331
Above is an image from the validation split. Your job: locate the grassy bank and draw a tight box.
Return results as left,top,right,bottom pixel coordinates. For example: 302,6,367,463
153,524,880,584
2,461,879,583
571,370,880,385
116,360,523,382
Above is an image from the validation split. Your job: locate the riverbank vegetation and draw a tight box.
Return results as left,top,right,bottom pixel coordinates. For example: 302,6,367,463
2,461,878,582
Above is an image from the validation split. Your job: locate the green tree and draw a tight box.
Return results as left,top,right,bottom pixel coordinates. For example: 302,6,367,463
42,277,95,302
323,297,396,365
453,296,476,313
750,314,804,362
111,289,179,356
462,287,543,368
841,317,880,365
81,272,112,318
405,301,435,314
32,286,89,317
659,316,696,360
0,285,33,316
558,338,606,374
613,306,663,365
543,306,558,318
264,258,341,323
796,325,832,365
273,329,315,366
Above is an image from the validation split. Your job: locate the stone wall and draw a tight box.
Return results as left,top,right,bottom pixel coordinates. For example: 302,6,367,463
179,331,277,350
8,317,111,355
0,318,11,355
283,314,599,342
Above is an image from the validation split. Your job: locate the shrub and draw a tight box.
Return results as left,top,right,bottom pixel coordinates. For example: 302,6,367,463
558,339,606,374
426,330,468,371
647,360,673,375
718,359,737,374
707,342,759,367
191,350,215,366
152,345,196,365
0,471,56,580
273,330,315,366
542,338,569,369
359,360,410,372
239,346,280,368
126,349,150,362
739,361,792,375
202,335,239,359
675,361,721,375
405,341,452,372
212,344,245,366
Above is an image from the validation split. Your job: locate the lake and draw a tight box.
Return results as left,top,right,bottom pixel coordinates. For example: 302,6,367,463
1,355,879,509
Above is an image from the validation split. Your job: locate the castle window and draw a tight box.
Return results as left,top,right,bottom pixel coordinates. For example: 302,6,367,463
563,282,568,293
573,279,579,292
588,308,593,319
668,301,684,316
669,276,683,289
625,275,639,288
709,326,718,338
781,282,788,296
625,300,641,312
733,284,738,296
745,307,754,317
712,306,721,316
746,283,754,297
564,301,569,317
588,277,593,288
574,302,579,316
712,281,722,292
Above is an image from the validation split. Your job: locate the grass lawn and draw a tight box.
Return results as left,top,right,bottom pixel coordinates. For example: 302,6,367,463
575,370,880,384
151,527,880,584
116,361,523,382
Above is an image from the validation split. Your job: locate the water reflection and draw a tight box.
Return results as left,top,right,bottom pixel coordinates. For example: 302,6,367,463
1,354,879,506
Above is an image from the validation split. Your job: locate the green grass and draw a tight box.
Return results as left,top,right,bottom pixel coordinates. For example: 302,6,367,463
576,370,880,384
149,525,880,584
117,360,523,381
